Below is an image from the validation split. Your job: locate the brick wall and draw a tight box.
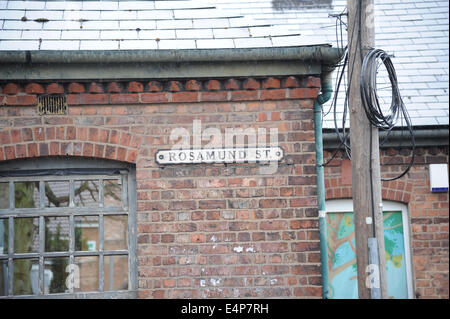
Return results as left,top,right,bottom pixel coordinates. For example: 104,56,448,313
0,76,325,298
323,146,449,299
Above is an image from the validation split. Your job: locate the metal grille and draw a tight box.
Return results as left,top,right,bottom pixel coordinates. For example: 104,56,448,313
37,95,67,115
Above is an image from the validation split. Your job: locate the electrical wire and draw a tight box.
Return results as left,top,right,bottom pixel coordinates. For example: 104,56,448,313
360,48,416,181
324,2,416,183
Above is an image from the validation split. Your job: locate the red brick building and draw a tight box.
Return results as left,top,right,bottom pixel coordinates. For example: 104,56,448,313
0,0,448,299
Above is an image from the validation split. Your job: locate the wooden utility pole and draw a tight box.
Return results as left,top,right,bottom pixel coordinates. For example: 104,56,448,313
347,0,387,299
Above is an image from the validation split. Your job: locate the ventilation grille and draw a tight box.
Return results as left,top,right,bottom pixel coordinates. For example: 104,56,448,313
37,95,67,115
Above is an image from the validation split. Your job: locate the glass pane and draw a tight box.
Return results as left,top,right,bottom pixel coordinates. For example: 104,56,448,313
104,179,123,207
44,181,69,207
0,183,8,209
104,215,128,250
74,180,99,207
326,212,357,299
0,219,7,254
44,257,69,294
104,255,128,291
13,258,38,296
14,217,39,253
15,182,39,208
45,217,70,252
326,211,409,299
75,216,99,251
0,259,8,296
384,211,408,299
74,256,99,292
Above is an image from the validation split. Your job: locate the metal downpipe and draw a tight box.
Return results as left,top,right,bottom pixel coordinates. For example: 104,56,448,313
314,71,333,299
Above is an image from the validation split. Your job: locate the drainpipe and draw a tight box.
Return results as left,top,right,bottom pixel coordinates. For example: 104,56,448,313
314,68,334,299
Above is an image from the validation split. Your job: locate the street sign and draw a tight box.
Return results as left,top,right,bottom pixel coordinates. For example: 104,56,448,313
155,147,284,165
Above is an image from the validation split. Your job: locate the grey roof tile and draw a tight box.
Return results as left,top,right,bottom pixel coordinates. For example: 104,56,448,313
81,20,119,30
234,37,272,48
176,28,213,39
40,39,80,50
7,1,45,10
61,30,100,40
120,20,157,30
139,29,176,40
62,10,101,20
197,38,234,49
100,30,139,40
120,39,158,50
100,10,138,20
157,39,196,49
137,10,173,20
157,19,192,29
0,30,21,39
79,40,119,50
0,0,447,128
0,9,25,20
42,20,81,30
21,30,61,39
82,1,118,11
46,1,82,10
0,39,39,49
192,18,229,28
213,27,250,38
118,1,155,10
22,10,64,20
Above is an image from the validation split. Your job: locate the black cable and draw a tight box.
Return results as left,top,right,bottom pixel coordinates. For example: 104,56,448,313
360,48,416,181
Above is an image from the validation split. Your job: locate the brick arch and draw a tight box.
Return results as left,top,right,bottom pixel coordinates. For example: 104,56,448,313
325,176,413,204
0,126,142,163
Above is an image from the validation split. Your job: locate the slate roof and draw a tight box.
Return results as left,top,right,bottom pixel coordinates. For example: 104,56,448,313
0,0,448,127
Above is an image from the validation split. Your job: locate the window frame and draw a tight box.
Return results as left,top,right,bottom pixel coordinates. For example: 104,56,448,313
326,199,414,299
0,158,137,299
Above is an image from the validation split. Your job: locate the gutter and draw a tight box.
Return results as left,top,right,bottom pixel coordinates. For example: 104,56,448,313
313,67,335,299
323,127,449,149
0,46,342,64
0,46,344,80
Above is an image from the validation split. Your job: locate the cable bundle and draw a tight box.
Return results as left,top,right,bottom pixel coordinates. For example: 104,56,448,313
360,48,416,181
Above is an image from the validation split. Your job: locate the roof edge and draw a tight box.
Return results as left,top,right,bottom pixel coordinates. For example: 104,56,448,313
323,126,450,149
0,46,344,65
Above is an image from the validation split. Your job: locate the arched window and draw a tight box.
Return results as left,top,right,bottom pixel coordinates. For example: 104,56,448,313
0,157,137,298
325,199,414,299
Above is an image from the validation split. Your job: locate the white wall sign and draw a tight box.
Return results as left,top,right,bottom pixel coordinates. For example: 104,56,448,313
155,147,284,165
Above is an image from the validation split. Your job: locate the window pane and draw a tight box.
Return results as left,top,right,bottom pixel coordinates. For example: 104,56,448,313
14,217,39,253
104,255,128,291
74,180,99,207
15,182,39,208
45,217,70,252
0,183,8,209
0,259,8,296
326,212,357,299
0,219,7,255
74,256,99,292
326,211,409,299
44,181,69,207
45,257,69,294
14,258,38,296
104,179,123,207
104,215,128,250
75,216,99,251
384,211,408,299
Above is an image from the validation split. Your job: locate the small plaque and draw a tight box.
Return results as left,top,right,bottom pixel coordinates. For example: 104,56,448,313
155,147,284,165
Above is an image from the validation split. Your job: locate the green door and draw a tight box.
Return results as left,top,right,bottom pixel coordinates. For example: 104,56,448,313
326,211,409,299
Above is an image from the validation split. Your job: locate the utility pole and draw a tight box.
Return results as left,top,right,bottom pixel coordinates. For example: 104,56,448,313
347,0,388,299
